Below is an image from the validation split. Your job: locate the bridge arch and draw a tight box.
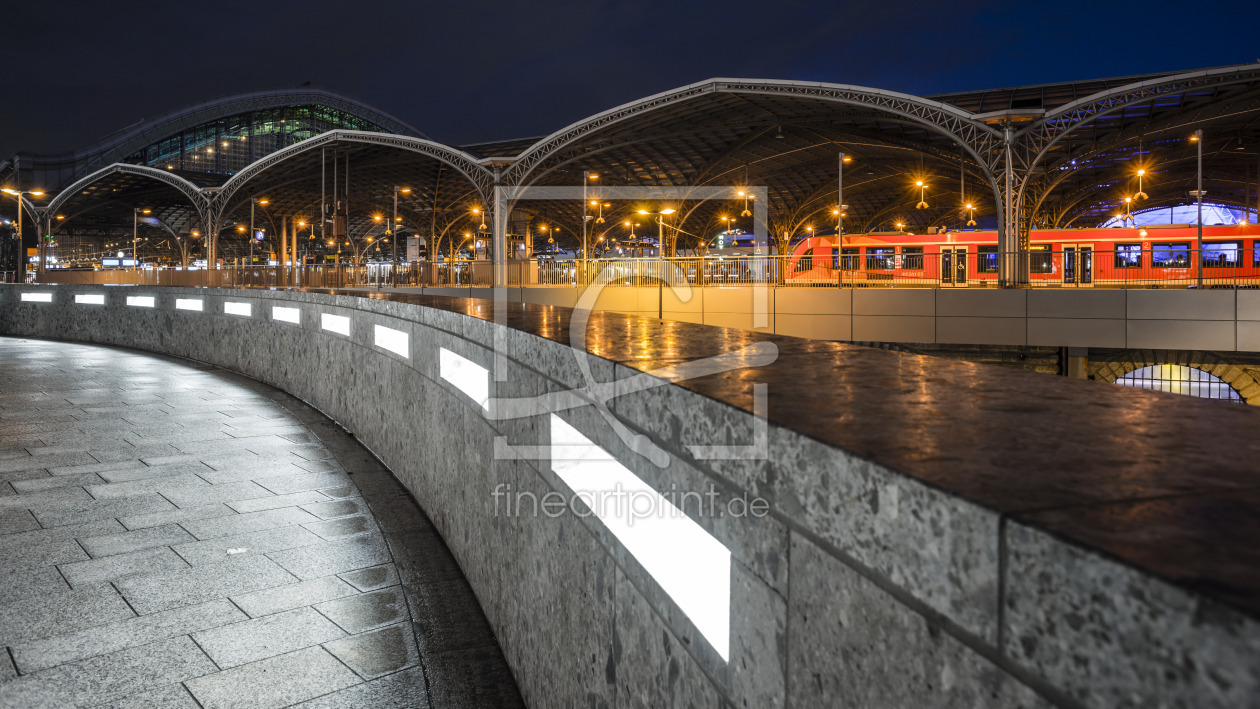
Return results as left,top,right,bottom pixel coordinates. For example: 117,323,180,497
1090,350,1260,405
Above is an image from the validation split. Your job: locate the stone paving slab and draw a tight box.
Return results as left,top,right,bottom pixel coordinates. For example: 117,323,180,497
231,576,360,619
1,635,217,709
0,338,522,707
192,606,348,669
11,599,246,674
183,645,363,709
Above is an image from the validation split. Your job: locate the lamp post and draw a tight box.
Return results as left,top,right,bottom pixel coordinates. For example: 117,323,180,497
249,198,269,268
1191,130,1204,286
638,207,676,318
392,186,410,285
132,208,150,272
3,188,45,277
582,171,598,261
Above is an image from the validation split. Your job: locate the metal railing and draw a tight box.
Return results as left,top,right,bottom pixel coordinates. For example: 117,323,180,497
26,250,1260,289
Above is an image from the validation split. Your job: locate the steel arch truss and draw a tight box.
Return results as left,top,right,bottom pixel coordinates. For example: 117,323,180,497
504,79,1004,191
42,163,212,220
211,130,496,224
1018,64,1260,158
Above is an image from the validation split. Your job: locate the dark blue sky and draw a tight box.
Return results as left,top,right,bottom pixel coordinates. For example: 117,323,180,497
4,0,1257,158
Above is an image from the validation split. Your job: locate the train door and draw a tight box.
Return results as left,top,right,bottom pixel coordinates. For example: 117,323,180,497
940,246,968,286
1063,243,1094,286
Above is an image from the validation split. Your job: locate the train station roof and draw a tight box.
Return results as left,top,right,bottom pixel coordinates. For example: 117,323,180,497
4,63,1259,260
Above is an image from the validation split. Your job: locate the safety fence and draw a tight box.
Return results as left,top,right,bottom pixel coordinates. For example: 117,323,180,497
30,250,1260,289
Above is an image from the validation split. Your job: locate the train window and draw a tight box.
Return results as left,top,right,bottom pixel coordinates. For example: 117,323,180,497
1152,242,1191,268
866,247,895,270
1114,243,1142,268
901,247,923,269
977,246,999,273
835,247,860,270
1203,242,1241,268
795,252,813,272
1030,245,1053,273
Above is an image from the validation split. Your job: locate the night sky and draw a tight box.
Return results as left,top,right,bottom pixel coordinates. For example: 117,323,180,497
4,0,1258,159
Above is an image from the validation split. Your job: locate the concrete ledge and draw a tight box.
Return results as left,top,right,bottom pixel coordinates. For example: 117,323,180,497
331,286,1260,351
2,284,1257,708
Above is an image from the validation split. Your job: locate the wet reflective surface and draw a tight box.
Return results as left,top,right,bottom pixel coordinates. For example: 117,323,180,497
305,288,1260,618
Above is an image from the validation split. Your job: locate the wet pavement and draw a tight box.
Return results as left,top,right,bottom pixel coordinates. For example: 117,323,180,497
0,337,523,708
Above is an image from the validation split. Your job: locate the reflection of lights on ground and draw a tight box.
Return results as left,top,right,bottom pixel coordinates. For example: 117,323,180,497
1116,364,1242,402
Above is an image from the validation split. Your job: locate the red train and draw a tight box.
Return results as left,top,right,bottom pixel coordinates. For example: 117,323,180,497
785,225,1260,286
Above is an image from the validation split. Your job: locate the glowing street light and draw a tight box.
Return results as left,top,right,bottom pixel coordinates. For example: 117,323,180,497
132,208,151,272
3,188,46,276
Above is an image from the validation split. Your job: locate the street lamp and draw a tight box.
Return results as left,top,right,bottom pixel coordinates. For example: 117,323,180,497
1190,130,1204,286
249,198,270,267
3,188,45,276
965,203,977,227
915,180,930,210
638,207,677,318
132,208,151,272
582,171,598,261
392,186,410,278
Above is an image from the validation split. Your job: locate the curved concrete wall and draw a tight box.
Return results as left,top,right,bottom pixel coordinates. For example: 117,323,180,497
2,285,1257,708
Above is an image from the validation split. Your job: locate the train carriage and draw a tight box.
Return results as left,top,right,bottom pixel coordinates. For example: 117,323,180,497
786,225,1260,287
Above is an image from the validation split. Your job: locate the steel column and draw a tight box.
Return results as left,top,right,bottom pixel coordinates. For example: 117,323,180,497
492,184,508,288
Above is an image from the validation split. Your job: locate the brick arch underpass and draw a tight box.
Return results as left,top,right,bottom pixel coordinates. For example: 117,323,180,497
0,338,523,707
1087,349,1260,405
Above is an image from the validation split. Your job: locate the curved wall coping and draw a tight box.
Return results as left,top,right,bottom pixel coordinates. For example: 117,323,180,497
1,284,1257,708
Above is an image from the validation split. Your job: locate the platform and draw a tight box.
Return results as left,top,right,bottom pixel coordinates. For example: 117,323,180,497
0,337,522,708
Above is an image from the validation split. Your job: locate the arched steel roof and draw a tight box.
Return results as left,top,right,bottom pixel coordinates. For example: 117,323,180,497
45,163,211,220
214,129,493,211
505,78,1000,189
13,64,1260,269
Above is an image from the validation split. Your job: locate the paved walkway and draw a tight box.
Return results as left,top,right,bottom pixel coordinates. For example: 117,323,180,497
0,337,522,708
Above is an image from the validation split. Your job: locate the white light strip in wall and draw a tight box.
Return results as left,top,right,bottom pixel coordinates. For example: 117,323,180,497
550,414,731,661
321,313,350,336
20,292,52,302
74,294,105,305
374,325,409,358
175,298,203,311
272,306,301,324
224,302,251,317
126,296,155,308
439,347,489,411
